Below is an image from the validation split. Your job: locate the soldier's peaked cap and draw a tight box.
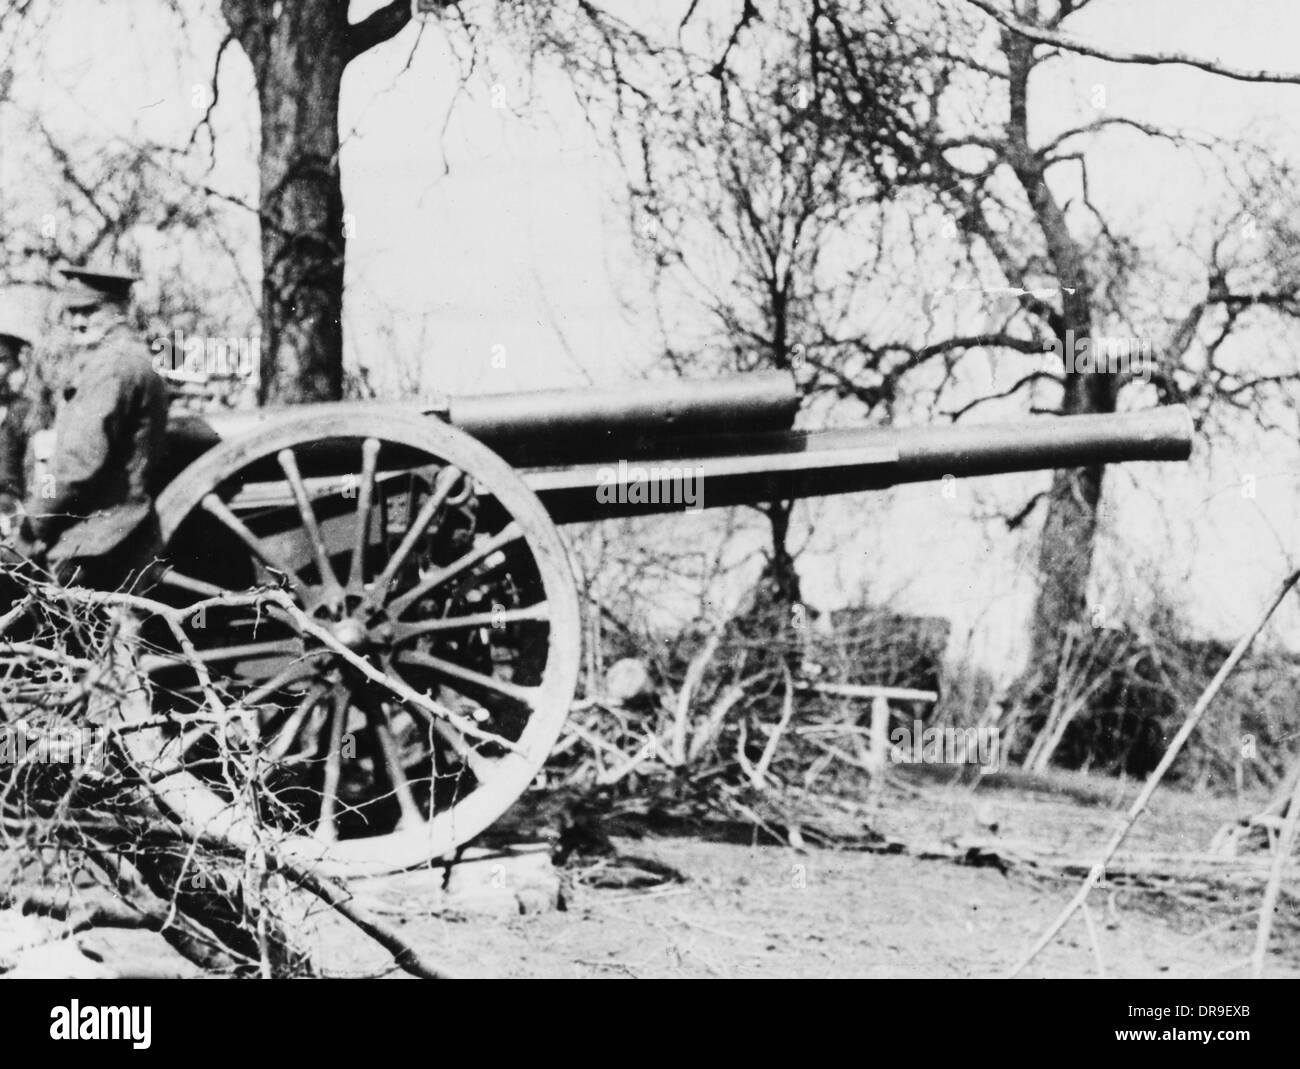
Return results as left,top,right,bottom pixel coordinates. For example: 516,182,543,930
59,265,138,309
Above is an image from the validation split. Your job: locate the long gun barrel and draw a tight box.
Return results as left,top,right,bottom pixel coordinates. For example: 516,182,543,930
525,405,1194,524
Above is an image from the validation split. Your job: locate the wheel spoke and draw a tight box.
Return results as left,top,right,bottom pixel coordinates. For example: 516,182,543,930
397,648,539,707
363,698,422,829
201,493,310,601
237,656,326,709
430,717,497,782
140,638,305,674
266,684,327,764
366,465,463,607
348,438,381,594
173,708,245,760
388,521,522,618
389,602,548,644
156,567,236,599
178,721,219,760
315,688,348,844
156,567,300,631
278,448,345,608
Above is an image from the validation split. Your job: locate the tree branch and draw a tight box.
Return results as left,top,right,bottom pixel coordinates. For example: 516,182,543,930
186,31,235,152
965,0,1300,85
1039,116,1211,162
346,0,423,63
708,0,760,81
943,370,1057,420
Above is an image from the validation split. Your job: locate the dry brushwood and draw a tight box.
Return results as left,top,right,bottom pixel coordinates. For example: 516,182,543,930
1008,567,1300,978
543,598,921,847
0,566,450,978
556,589,1300,924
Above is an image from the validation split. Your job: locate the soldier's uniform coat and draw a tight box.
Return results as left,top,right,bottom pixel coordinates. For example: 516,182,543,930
23,322,169,587
0,395,32,500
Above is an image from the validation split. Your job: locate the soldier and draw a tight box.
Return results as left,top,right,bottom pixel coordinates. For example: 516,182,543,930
12,267,169,591
0,316,33,536
0,288,54,540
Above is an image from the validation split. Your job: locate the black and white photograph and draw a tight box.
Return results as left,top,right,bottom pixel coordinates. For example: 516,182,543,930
0,0,1295,1018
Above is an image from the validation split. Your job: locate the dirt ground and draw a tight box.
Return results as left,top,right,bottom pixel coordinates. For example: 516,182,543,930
36,765,1296,978
292,768,1300,979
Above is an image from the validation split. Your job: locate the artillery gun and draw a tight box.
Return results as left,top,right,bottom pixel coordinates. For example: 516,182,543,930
130,373,1192,876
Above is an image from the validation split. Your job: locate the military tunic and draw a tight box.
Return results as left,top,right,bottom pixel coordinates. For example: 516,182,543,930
22,323,169,588
0,395,31,496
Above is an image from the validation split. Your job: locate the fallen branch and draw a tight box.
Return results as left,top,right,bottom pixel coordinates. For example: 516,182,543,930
671,628,724,766
752,666,796,785
1006,568,1300,977
1250,750,1300,976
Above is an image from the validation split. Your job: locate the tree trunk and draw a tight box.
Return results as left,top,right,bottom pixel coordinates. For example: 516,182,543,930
1003,28,1120,686
1025,381,1115,674
223,0,349,403
727,500,805,674
761,499,802,609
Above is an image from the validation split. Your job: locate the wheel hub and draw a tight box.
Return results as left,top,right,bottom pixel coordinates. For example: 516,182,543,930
331,617,367,650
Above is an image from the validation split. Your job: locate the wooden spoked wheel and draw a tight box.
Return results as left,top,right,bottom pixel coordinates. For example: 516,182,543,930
143,408,581,877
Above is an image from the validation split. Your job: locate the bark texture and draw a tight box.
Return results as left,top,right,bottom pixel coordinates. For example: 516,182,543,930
221,0,372,403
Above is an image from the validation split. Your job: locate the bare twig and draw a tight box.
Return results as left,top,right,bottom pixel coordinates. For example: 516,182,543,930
965,0,1300,84
1006,568,1300,977
1250,751,1300,976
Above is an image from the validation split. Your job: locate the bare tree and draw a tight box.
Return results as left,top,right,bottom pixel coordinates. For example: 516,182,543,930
628,0,1300,696
627,1,945,607
211,0,669,402
940,0,1300,688
3,0,660,403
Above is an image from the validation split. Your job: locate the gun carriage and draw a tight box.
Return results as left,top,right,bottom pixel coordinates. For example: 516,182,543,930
129,373,1193,876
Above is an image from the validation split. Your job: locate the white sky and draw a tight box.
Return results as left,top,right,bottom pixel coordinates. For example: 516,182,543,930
4,0,1300,677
